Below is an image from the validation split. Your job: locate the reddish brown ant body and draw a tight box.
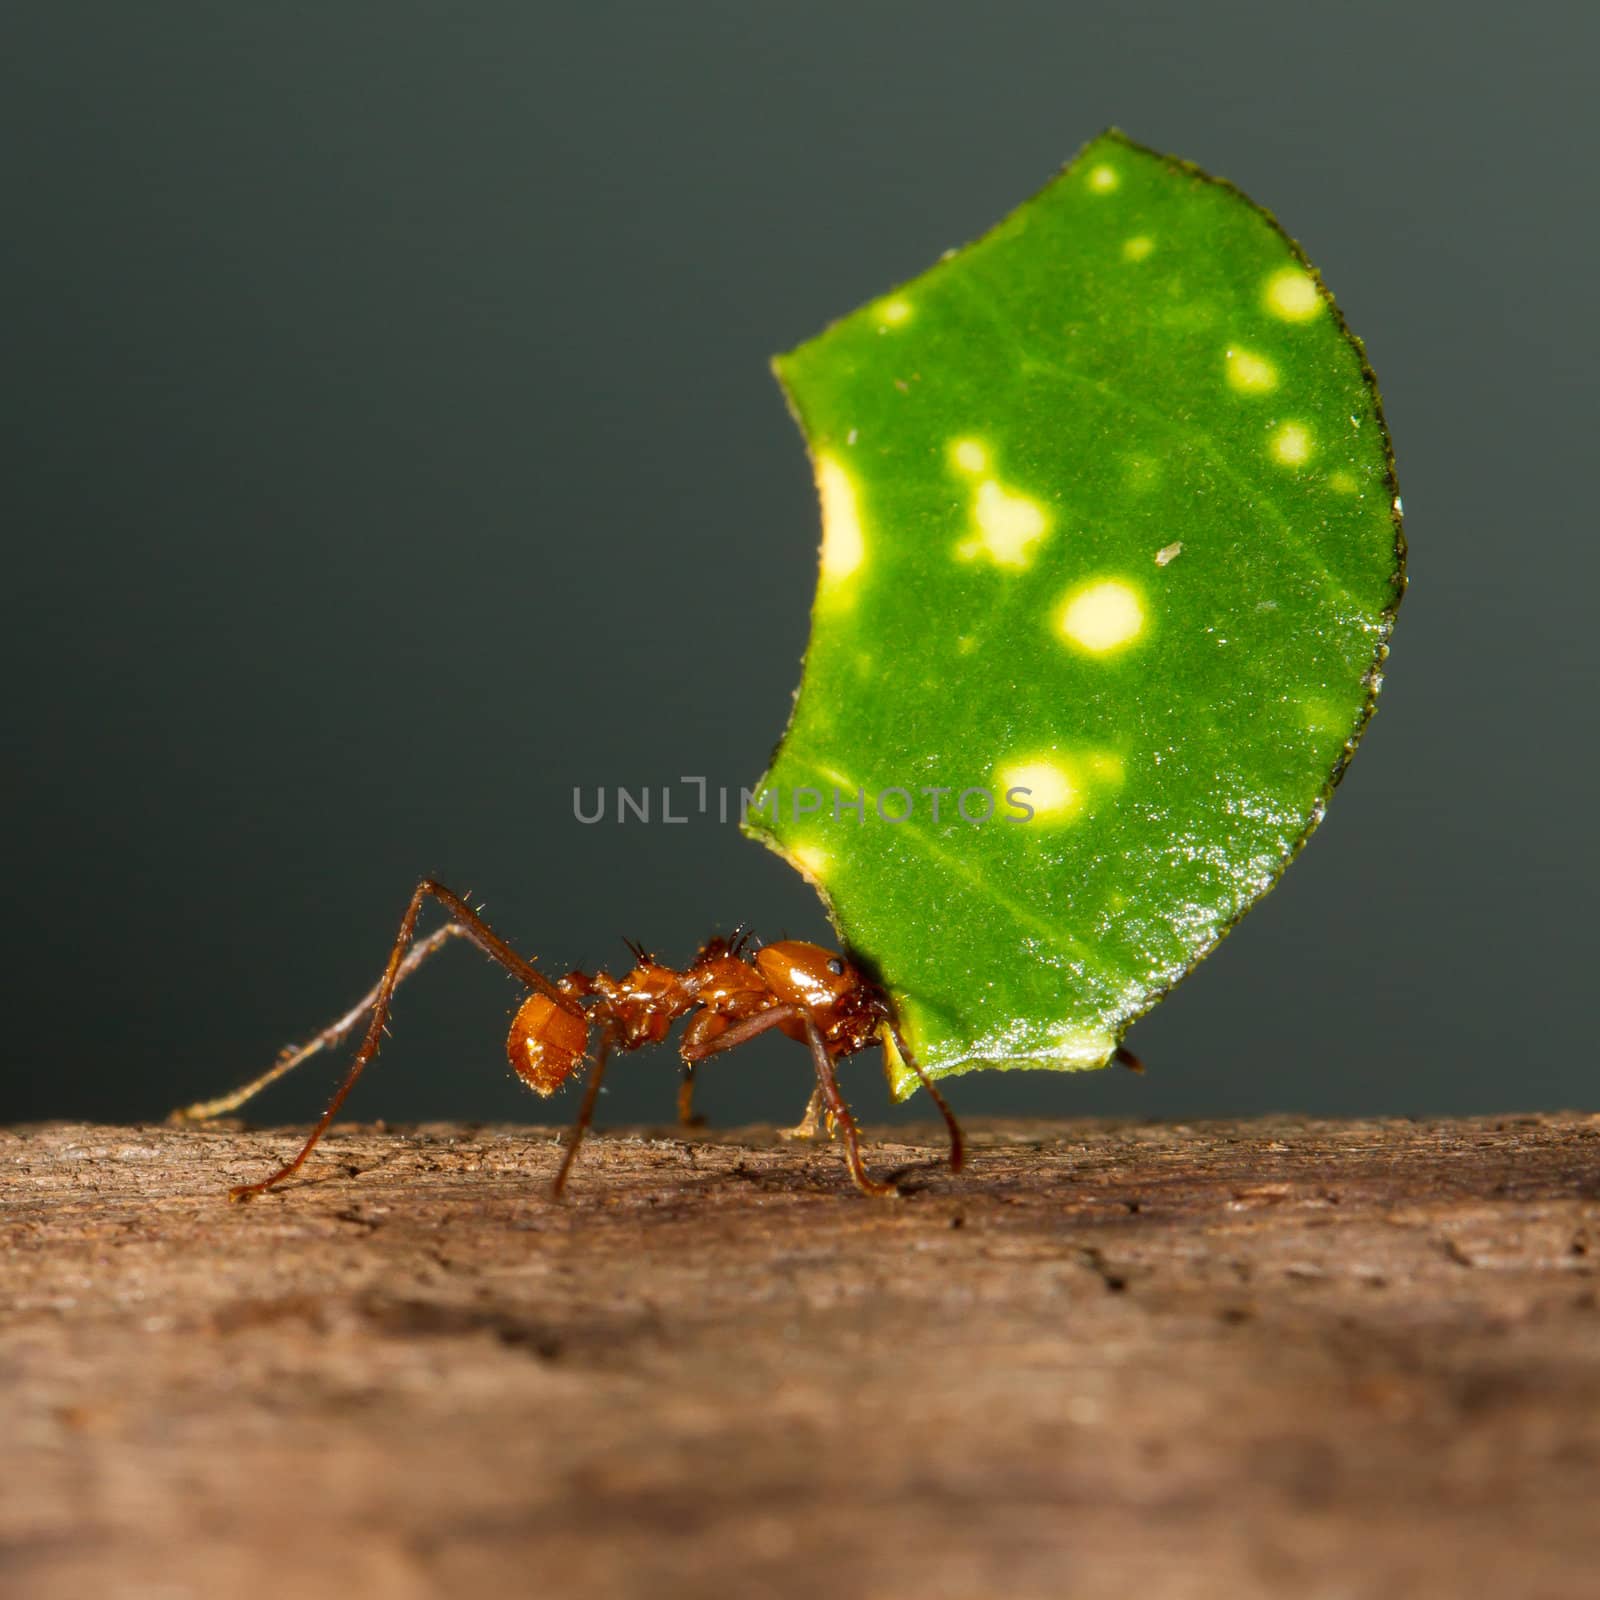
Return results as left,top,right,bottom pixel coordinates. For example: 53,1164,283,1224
177,879,965,1199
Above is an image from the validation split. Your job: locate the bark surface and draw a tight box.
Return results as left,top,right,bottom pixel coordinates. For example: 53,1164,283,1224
4,1114,1598,1599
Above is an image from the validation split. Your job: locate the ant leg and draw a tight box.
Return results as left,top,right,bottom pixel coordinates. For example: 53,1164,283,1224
675,1008,886,1194
884,1018,965,1174
172,925,465,1124
551,1018,620,1199
802,1020,896,1199
675,1008,732,1128
677,1006,866,1176
228,878,576,1201
680,1004,815,1132
676,1063,700,1128
778,1088,826,1141
678,1005,801,1062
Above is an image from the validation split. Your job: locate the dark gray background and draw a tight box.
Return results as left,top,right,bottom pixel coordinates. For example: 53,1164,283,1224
3,2,1593,1133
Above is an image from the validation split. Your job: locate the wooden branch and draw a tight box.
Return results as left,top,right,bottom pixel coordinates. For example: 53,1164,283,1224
4,1114,1598,1598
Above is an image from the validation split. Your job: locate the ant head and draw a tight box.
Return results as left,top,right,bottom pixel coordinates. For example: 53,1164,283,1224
754,941,869,1017
506,991,590,1095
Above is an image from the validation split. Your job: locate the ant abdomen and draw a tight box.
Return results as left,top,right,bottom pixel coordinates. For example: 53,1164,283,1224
507,991,590,1095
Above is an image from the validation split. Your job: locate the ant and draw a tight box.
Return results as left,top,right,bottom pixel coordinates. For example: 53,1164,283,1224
175,879,966,1200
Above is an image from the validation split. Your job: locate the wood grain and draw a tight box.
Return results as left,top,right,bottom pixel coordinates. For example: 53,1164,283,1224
4,1114,1598,1598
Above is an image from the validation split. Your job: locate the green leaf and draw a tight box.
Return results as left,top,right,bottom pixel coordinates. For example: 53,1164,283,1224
744,130,1404,1098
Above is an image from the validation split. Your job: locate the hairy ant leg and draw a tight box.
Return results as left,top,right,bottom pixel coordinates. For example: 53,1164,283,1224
172,924,465,1125
676,1063,703,1128
678,1004,802,1063
800,1018,896,1198
674,1006,732,1129
550,1002,811,1197
228,879,577,1201
550,1018,621,1199
677,1004,848,1167
675,1004,894,1195
883,1018,965,1175
778,1088,827,1141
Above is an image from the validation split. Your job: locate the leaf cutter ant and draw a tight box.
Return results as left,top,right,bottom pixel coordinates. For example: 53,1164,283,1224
176,879,966,1199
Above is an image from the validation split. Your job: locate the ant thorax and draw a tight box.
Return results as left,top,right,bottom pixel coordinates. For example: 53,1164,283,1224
508,937,888,1098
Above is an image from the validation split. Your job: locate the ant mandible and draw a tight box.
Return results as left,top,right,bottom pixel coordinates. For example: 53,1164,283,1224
176,879,965,1200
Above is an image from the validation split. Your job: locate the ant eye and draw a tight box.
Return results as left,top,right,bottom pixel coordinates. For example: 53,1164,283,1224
826,957,846,977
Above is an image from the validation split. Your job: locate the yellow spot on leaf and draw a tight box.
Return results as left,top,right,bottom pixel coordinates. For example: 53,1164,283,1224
1088,164,1119,193
996,745,1127,829
1122,235,1153,262
950,437,989,475
1299,698,1345,734
1264,267,1321,322
1226,347,1278,394
1055,579,1146,654
791,842,831,879
1086,751,1126,786
878,297,912,328
1328,470,1358,494
958,479,1051,569
995,758,1081,825
1271,422,1314,467
815,454,864,593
